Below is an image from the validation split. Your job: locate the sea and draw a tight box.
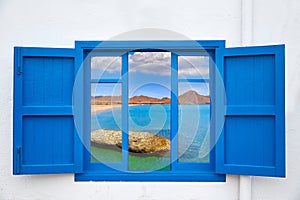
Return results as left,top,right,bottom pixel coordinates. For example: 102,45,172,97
91,104,210,162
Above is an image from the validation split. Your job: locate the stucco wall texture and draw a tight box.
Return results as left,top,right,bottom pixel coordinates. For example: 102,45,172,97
0,0,299,199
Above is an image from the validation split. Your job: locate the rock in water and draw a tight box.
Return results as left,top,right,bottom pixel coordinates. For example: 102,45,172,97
91,129,170,156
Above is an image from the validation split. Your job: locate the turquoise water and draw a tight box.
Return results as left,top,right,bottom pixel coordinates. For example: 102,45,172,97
91,104,210,162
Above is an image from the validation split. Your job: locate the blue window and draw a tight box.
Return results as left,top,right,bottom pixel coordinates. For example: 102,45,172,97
13,41,285,181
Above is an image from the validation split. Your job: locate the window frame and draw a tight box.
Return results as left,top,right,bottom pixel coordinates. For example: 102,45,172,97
74,40,226,181
12,41,285,179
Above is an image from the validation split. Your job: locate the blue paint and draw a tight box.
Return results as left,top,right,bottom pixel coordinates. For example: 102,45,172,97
13,47,77,174
171,52,179,166
13,40,285,181
121,53,129,171
215,45,285,177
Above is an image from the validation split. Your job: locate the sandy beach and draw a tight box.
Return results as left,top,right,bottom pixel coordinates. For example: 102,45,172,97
91,104,139,113
91,104,122,113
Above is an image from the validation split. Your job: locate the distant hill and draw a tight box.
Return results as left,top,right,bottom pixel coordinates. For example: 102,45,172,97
129,95,171,104
178,90,210,104
91,90,209,105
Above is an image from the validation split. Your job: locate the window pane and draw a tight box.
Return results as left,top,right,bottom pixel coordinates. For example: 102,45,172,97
178,82,210,163
91,56,121,80
128,52,171,171
90,83,122,163
178,56,209,79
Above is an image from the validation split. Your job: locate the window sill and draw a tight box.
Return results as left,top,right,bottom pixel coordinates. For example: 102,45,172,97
75,172,225,182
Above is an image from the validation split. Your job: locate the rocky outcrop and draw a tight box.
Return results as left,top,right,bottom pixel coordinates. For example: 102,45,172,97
91,129,170,156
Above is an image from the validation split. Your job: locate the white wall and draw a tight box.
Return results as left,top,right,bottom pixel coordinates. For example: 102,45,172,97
0,0,299,199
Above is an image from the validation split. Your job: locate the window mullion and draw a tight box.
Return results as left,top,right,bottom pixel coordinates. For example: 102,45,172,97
178,78,209,83
90,79,122,83
121,53,129,170
171,53,179,168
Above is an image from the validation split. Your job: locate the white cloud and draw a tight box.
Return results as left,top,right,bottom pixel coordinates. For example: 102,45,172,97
178,56,209,79
178,67,209,77
91,56,121,73
90,53,210,78
129,52,171,76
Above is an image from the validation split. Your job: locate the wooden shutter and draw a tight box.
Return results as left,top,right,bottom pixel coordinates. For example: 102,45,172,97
215,45,285,177
13,47,79,174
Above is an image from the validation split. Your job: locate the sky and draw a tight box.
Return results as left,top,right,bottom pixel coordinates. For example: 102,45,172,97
91,52,210,98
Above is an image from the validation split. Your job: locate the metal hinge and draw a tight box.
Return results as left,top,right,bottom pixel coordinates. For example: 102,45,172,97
16,47,22,76
17,66,22,75
16,147,21,174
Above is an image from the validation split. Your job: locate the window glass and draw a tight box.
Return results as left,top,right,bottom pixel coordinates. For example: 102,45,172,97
89,52,211,169
178,56,209,79
91,56,121,80
128,52,171,171
90,83,122,163
178,81,210,162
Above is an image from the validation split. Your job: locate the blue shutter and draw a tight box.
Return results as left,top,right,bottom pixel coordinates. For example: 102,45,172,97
215,45,285,177
13,47,80,174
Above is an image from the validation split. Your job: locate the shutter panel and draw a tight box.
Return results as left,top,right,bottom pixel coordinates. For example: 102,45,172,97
215,45,285,177
13,47,79,174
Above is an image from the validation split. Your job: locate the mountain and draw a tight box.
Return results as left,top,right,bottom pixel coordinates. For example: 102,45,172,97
178,90,210,104
91,90,209,105
129,95,171,104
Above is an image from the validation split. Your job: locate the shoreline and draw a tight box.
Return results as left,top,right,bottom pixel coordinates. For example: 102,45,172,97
91,103,209,114
91,104,143,114
91,104,122,114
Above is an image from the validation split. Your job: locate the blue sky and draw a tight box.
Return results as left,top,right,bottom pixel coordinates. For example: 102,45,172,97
130,83,170,98
91,83,121,97
91,52,210,98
